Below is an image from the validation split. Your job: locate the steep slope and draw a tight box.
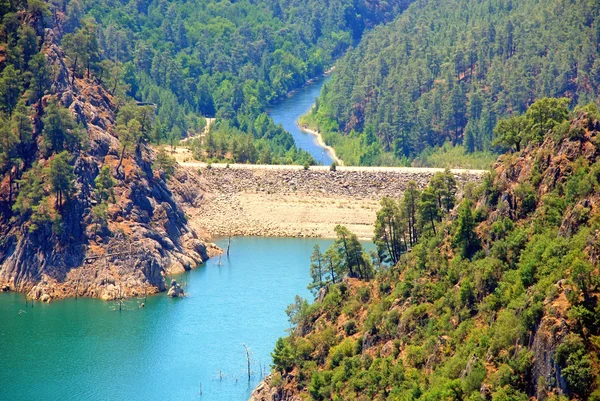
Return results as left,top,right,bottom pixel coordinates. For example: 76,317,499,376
0,8,216,301
254,106,600,400
304,0,600,166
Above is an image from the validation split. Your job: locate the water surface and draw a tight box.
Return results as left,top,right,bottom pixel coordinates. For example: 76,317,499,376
0,237,345,401
268,76,335,165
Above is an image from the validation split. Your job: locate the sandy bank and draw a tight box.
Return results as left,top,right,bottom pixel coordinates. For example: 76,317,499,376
298,125,344,166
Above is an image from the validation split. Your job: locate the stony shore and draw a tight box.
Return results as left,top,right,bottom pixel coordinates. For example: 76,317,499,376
185,166,485,240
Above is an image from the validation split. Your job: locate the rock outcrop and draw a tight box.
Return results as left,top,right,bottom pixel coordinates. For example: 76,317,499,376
167,279,184,298
0,28,218,301
249,375,302,401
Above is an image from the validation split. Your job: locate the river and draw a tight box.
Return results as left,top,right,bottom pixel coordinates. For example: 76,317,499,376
0,237,368,401
268,75,335,165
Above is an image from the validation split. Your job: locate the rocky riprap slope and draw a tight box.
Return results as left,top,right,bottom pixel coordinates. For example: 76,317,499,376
200,168,482,198
0,29,218,302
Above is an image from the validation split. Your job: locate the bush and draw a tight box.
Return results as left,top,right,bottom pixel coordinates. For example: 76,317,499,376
270,372,283,387
462,361,487,395
271,338,295,373
344,320,358,336
356,286,370,303
328,337,355,368
309,371,331,401
154,148,177,179
555,334,594,396
514,183,538,218
330,162,337,171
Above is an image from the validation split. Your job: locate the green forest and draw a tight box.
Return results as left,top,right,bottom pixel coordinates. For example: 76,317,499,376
302,0,600,166
271,100,600,400
61,0,413,164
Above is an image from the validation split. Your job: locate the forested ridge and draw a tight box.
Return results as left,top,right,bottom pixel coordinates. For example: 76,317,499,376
60,0,413,164
258,101,600,401
303,0,600,166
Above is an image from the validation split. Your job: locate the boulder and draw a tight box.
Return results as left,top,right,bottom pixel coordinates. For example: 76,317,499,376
167,279,184,298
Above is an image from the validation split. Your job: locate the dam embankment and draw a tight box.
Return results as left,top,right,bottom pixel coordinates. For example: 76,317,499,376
183,164,485,240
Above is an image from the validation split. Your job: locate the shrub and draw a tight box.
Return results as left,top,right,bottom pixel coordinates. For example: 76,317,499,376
330,162,337,171
154,148,177,179
514,183,538,218
272,337,295,373
309,371,331,401
463,361,487,395
356,286,370,303
328,337,355,368
344,320,358,336
555,334,594,396
270,372,283,387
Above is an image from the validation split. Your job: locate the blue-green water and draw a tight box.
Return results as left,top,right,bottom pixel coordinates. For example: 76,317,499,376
268,75,335,165
0,237,350,401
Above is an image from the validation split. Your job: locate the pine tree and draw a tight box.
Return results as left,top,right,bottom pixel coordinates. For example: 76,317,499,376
0,65,22,116
13,163,45,216
419,187,439,235
452,200,479,259
153,148,176,179
41,98,82,154
271,338,294,373
62,19,100,79
94,165,115,203
308,245,326,295
28,53,51,103
0,114,19,203
48,151,75,211
373,197,404,265
401,181,420,246
441,169,457,213
333,225,370,280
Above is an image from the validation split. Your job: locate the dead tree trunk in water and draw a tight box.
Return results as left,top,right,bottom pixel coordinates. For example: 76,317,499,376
243,344,251,382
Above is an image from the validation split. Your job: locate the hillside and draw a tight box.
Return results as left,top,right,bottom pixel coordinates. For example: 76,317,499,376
63,0,414,165
0,2,216,301
253,103,600,400
303,0,600,166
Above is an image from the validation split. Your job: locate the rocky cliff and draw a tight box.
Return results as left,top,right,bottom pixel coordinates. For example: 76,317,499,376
0,27,218,302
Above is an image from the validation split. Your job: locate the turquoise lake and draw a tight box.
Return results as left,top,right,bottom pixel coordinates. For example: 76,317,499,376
0,237,358,401
268,75,335,165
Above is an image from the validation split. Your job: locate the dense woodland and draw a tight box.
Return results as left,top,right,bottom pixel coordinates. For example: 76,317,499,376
303,0,600,166
271,101,600,400
59,0,413,164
